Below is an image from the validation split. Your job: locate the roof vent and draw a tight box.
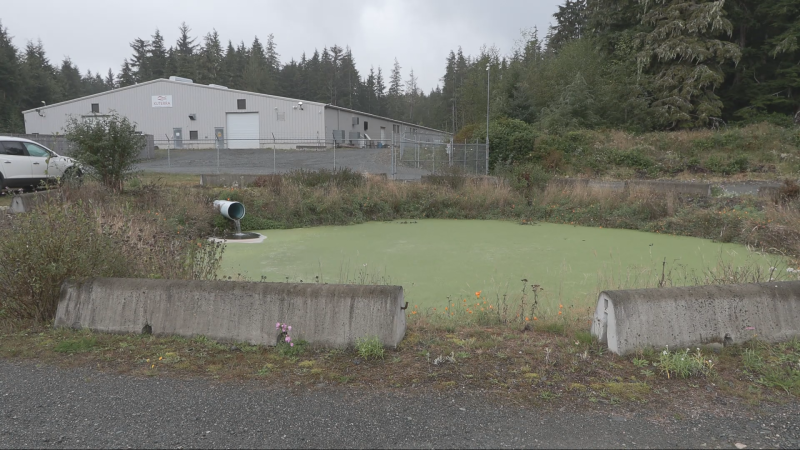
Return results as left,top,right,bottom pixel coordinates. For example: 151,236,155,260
168,76,193,83
208,84,228,89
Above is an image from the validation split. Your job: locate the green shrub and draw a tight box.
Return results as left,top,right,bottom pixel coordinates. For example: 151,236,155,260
656,347,714,379
609,147,655,172
471,118,538,169
0,200,130,322
64,112,146,192
355,336,385,360
500,162,552,194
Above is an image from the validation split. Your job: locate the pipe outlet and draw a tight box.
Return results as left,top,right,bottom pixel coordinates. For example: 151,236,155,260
213,200,245,220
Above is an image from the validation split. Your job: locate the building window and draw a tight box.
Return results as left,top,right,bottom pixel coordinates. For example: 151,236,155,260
364,121,368,131
189,131,198,140
237,99,246,110
352,116,359,126
91,103,99,113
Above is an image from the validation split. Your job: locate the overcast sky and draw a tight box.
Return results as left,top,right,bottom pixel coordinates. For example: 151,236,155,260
3,0,562,92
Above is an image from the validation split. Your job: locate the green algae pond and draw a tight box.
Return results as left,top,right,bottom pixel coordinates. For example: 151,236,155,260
218,220,786,312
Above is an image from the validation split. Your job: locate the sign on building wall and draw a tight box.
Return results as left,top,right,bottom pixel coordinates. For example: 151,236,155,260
151,95,173,108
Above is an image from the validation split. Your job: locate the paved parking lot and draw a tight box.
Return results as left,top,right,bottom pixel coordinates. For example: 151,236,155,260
136,147,432,180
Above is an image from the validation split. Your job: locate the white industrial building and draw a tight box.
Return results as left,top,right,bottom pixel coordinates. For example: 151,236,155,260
22,77,450,150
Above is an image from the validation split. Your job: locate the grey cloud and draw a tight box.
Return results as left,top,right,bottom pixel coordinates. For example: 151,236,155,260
4,0,560,92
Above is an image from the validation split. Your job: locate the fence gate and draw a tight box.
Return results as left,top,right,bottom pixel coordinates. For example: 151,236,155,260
393,132,487,177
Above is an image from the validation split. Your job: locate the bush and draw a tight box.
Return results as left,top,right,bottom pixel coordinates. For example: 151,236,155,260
500,162,551,194
656,347,715,379
64,112,146,192
0,200,130,322
355,336,385,360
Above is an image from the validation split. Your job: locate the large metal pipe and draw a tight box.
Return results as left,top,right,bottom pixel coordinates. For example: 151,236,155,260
213,200,245,220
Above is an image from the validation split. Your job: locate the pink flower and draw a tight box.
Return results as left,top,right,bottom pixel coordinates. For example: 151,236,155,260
288,325,292,331
285,336,291,343
290,342,294,347
276,322,280,329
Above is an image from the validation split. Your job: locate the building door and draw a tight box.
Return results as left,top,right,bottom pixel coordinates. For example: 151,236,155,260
173,128,183,149
226,113,260,149
380,127,386,142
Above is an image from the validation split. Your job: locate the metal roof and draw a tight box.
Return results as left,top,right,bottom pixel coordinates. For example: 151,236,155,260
323,105,450,135
22,79,327,114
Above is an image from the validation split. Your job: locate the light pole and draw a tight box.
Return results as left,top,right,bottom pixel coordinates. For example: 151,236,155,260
485,63,490,176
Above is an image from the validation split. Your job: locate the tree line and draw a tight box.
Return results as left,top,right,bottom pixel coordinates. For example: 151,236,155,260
1,1,798,135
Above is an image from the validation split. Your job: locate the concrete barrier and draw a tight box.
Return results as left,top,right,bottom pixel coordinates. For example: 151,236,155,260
591,281,800,355
10,190,63,213
55,278,406,349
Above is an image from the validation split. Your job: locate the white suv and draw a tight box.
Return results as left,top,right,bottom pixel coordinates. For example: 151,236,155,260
0,137,82,190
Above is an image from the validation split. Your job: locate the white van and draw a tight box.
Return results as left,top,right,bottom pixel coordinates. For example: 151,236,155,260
0,137,81,190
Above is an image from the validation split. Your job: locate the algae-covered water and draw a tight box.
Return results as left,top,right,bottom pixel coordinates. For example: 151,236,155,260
219,220,783,311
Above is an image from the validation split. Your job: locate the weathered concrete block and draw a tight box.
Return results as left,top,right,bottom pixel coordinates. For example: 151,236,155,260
592,281,800,355
10,190,63,214
55,278,406,348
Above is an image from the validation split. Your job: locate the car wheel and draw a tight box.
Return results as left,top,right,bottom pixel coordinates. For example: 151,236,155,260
62,167,83,186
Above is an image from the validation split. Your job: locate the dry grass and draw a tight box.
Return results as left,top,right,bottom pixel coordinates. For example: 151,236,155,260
2,317,797,410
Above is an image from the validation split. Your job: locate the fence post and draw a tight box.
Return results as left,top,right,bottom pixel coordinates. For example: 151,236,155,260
391,130,395,180
475,138,478,175
272,133,277,174
485,137,489,176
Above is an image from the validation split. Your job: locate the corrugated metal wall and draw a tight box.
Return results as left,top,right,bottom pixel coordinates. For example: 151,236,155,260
22,80,327,149
324,106,451,146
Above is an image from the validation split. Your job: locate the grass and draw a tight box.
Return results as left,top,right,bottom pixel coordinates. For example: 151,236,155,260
1,123,799,408
355,336,385,360
2,319,799,410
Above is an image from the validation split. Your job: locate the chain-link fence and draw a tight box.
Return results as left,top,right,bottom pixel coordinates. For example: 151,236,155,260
6,133,155,159
395,132,488,176
136,134,486,180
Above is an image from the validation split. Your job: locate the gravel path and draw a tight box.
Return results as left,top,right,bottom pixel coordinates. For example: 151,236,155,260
2,360,798,449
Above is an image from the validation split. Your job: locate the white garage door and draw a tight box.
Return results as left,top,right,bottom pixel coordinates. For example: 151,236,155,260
226,113,260,149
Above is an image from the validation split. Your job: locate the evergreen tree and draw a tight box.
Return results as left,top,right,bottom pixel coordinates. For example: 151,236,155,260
388,58,404,118
242,36,267,93
636,0,741,128
175,22,198,79
198,29,225,84
547,0,588,52
375,66,387,116
117,59,135,87
405,68,419,122
105,69,116,89
128,37,151,82
149,29,168,79
59,58,83,99
0,21,23,132
21,40,60,111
